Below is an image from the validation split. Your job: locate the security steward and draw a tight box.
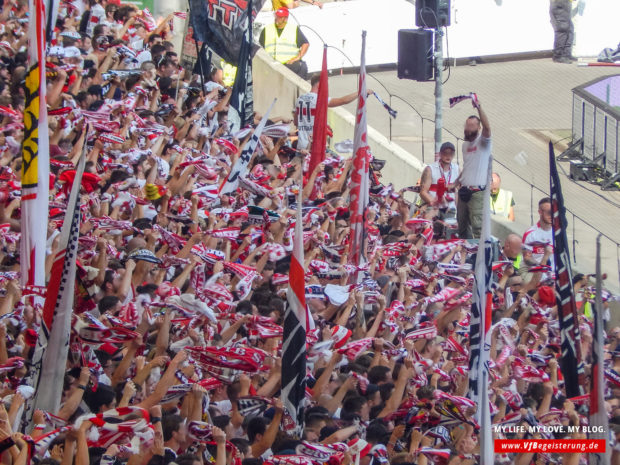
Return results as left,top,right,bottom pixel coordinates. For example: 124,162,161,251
259,7,310,80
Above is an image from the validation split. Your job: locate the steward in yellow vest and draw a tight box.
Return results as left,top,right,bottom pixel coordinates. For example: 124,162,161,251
490,172,515,221
259,8,310,79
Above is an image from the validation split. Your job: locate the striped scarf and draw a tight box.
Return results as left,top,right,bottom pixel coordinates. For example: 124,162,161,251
78,407,153,449
185,346,268,373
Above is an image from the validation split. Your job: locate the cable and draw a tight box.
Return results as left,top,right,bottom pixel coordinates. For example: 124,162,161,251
442,25,451,84
278,12,620,240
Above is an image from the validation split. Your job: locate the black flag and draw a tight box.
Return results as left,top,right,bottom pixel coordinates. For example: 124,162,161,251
189,0,266,66
228,0,254,133
549,141,585,398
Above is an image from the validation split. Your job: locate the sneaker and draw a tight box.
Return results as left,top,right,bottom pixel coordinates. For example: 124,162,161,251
553,57,572,64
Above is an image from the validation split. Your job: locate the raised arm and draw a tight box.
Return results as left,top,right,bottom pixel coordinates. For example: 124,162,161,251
475,99,491,139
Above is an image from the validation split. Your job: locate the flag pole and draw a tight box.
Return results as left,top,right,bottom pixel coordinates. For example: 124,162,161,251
174,8,188,100
589,234,611,465
348,30,369,286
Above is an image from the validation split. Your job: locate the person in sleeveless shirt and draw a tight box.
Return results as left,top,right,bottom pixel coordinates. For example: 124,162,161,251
418,141,459,216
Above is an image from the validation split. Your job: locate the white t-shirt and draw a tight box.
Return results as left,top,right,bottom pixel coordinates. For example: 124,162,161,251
87,3,106,36
295,92,331,151
211,399,232,416
460,133,492,187
522,222,554,269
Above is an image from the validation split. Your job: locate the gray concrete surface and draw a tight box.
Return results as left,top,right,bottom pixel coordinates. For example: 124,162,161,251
328,59,620,293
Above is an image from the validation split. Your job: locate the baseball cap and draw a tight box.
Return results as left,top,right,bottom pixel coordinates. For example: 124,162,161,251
440,141,455,153
126,248,162,264
62,46,81,59
60,31,82,40
537,285,556,307
275,7,289,17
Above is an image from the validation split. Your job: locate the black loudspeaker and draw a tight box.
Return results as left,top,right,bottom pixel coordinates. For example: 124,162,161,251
416,0,451,28
397,29,434,81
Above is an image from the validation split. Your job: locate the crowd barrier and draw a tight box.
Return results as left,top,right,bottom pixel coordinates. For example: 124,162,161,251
252,49,620,324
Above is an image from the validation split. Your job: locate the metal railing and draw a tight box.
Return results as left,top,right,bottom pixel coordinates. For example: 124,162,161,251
369,81,620,293
284,18,620,292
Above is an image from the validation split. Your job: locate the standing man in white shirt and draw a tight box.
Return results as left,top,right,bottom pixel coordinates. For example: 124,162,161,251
522,197,554,269
455,98,492,239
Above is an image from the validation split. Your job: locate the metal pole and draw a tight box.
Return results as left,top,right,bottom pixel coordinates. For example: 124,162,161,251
389,95,392,141
434,27,444,160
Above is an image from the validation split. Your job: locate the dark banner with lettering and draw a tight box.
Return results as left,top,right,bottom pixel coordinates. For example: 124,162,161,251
549,141,585,398
188,0,267,66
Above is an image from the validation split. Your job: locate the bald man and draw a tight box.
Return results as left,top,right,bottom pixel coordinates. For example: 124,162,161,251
490,172,515,221
502,233,523,271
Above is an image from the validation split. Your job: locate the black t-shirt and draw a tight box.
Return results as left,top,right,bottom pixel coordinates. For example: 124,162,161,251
259,24,309,49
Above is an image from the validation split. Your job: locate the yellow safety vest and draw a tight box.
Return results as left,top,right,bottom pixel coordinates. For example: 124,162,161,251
583,300,593,319
490,189,513,218
272,0,294,9
513,254,522,271
221,60,237,87
264,22,299,64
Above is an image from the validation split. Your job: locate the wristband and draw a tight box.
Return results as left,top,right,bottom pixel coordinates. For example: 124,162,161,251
34,424,46,430
0,437,15,454
77,384,87,390
151,416,161,424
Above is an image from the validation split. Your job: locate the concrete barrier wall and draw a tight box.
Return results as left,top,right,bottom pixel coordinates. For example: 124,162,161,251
253,49,620,324
253,49,425,188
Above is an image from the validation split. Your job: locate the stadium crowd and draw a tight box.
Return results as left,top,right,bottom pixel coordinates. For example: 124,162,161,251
0,0,618,465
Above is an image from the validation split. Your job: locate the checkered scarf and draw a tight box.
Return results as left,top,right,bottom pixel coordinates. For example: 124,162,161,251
161,383,196,404
443,292,472,310
380,242,411,257
352,372,369,394
538,408,569,426
441,336,468,356
34,427,71,456
232,397,296,433
185,346,268,373
448,93,475,108
91,216,138,233
0,356,24,373
80,406,153,449
424,287,461,304
605,368,620,388
236,396,273,417
501,390,523,410
160,255,191,268
192,243,226,264
433,393,476,426
511,358,549,383
337,338,375,360
403,323,437,341
295,442,349,463
75,320,140,344
239,176,273,197
118,302,140,327
417,447,451,464
153,225,187,253
264,456,315,465
188,420,214,441
492,346,512,369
